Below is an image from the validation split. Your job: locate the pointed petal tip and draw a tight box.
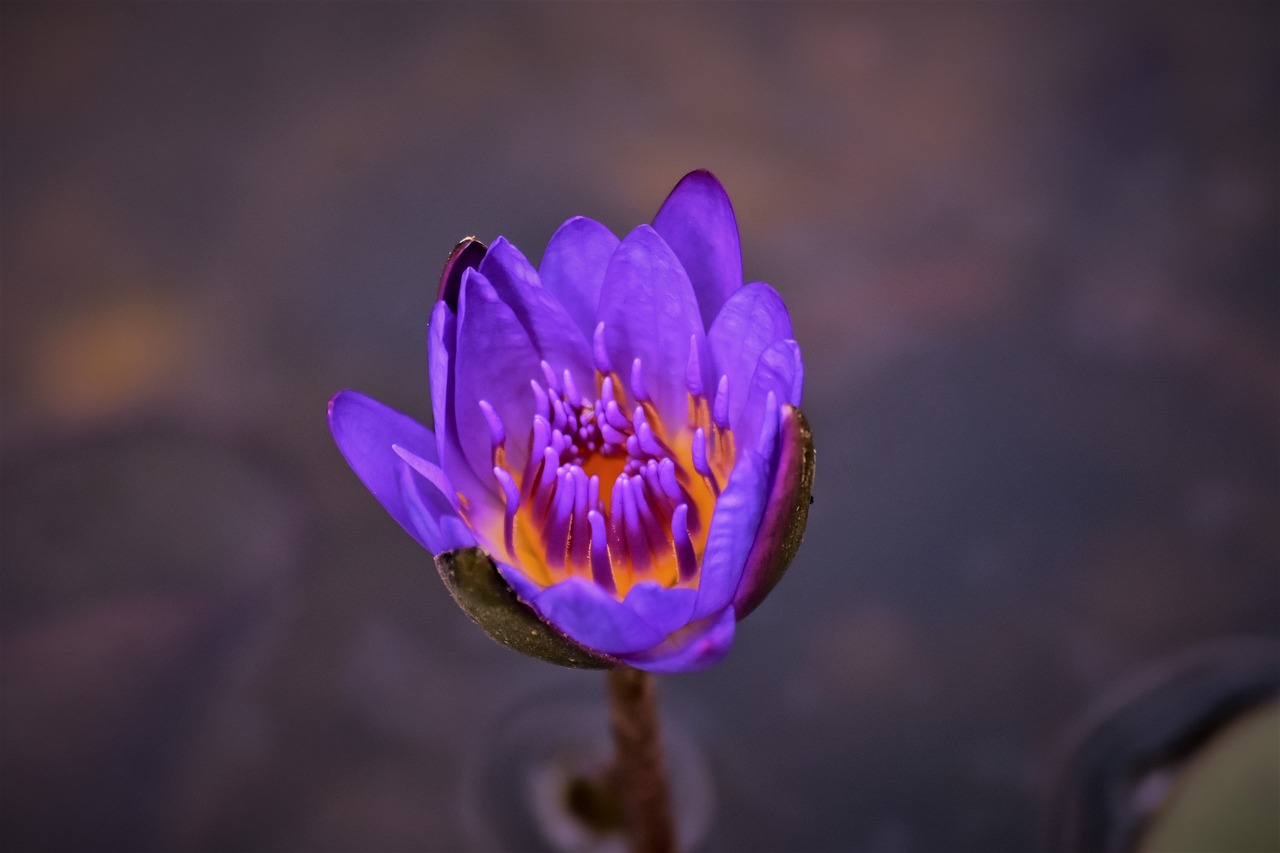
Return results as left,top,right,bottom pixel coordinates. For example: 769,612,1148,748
328,390,480,555
479,235,538,283
622,222,663,244
652,170,743,329
544,214,620,248
672,167,728,190
540,217,620,339
664,170,734,212
706,281,795,422
599,223,704,424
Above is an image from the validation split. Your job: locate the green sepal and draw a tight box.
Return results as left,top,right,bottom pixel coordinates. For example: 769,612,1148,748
434,547,620,669
775,406,816,576
733,405,816,618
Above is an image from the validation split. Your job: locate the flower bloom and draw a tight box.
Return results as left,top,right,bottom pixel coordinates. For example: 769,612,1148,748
329,171,812,672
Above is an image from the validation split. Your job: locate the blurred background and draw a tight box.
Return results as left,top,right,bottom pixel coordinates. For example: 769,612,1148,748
2,3,1277,851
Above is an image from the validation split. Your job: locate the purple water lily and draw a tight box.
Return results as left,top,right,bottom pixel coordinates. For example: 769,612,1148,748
329,170,813,672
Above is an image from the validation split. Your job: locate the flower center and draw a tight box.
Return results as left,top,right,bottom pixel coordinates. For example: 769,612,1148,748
468,327,735,598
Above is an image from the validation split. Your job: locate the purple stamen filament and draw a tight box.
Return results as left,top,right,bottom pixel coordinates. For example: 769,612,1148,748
473,347,735,598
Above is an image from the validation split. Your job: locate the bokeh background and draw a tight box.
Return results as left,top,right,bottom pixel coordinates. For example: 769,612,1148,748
2,3,1277,851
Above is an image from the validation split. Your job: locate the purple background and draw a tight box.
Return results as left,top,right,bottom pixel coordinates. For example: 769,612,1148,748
2,3,1277,851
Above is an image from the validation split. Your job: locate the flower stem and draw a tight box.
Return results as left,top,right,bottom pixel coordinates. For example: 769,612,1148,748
607,667,676,853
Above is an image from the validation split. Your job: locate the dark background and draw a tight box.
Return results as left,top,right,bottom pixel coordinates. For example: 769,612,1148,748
2,3,1277,851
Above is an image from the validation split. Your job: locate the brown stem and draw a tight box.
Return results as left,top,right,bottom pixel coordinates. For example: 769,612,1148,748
607,667,676,853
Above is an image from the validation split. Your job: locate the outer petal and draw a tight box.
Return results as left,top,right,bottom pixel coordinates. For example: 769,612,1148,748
619,606,737,673
735,338,803,454
429,300,494,508
539,216,620,339
398,465,476,553
328,390,474,554
622,581,697,637
531,577,666,655
690,415,779,621
598,225,706,427
707,282,794,426
732,406,815,618
478,237,595,392
651,170,743,329
454,268,542,482
429,300,455,465
393,444,458,509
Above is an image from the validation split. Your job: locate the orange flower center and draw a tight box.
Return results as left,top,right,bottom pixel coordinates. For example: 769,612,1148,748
465,362,734,599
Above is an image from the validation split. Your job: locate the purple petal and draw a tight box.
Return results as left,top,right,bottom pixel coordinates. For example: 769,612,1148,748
328,390,474,554
530,577,665,655
428,300,455,466
622,581,697,637
734,338,803,452
393,444,458,509
707,282,794,426
494,558,546,603
690,420,778,621
651,170,743,329
597,225,706,427
455,268,542,481
539,217,620,339
429,300,495,505
397,464,477,553
619,606,737,673
478,237,595,392
732,405,809,617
